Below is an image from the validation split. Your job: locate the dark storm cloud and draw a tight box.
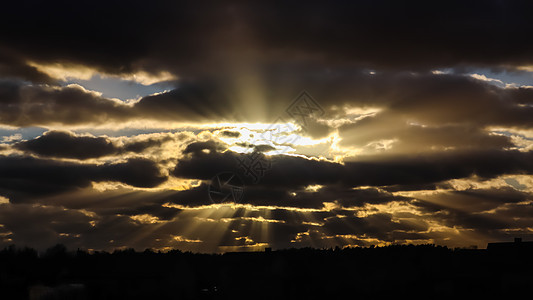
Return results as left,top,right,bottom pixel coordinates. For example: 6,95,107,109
407,187,533,241
118,181,406,211
219,130,241,138
247,0,533,69
213,184,408,210
14,130,173,159
382,182,452,193
505,87,533,105
329,187,408,208
2,0,533,81
0,202,180,251
138,73,533,130
322,213,428,242
15,131,117,159
424,187,530,213
0,155,166,202
0,203,94,250
0,78,282,126
100,158,167,188
173,146,533,188
182,140,228,156
0,1,176,80
0,49,57,84
345,150,533,187
0,81,132,127
434,207,511,232
234,142,277,153
343,124,514,154
39,187,182,222
132,82,242,123
122,135,174,153
331,74,533,132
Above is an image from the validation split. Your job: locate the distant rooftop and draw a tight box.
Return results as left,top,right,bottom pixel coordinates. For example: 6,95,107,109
487,237,533,251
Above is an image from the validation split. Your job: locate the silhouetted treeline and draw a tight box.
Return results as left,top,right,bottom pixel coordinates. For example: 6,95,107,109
1,244,532,299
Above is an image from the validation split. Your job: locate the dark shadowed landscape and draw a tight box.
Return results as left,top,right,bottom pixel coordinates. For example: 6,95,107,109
2,242,533,300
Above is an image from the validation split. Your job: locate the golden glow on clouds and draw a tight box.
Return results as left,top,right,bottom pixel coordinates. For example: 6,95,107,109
78,209,98,219
446,174,533,192
161,177,202,191
28,61,177,85
392,189,447,198
364,138,397,151
469,73,505,85
218,243,269,252
510,135,533,152
172,235,203,243
36,118,348,164
218,122,302,154
129,214,165,224
302,221,324,226
62,121,336,160
477,200,533,215
290,230,391,247
515,65,533,73
213,123,344,158
120,71,176,85
28,61,96,81
342,236,388,247
290,230,310,243
352,201,423,218
90,180,190,193
58,233,81,238
1,134,22,143
343,106,383,117
486,127,533,152
237,216,285,223
305,185,323,192
210,122,294,131
193,216,285,224
162,202,326,213
324,105,383,128
0,196,9,204
0,224,13,243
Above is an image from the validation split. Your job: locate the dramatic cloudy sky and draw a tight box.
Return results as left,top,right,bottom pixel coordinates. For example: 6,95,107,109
1,0,533,252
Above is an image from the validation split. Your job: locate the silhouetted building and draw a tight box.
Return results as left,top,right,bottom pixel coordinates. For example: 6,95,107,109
487,237,533,251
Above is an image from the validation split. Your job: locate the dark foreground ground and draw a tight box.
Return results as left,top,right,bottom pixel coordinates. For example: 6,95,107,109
1,244,532,299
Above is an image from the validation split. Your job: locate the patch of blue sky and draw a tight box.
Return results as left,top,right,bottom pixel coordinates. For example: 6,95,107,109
432,67,533,87
64,74,175,101
470,67,533,87
0,126,206,142
0,127,47,143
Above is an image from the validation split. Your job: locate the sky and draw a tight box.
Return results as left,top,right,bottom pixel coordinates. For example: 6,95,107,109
1,0,533,252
